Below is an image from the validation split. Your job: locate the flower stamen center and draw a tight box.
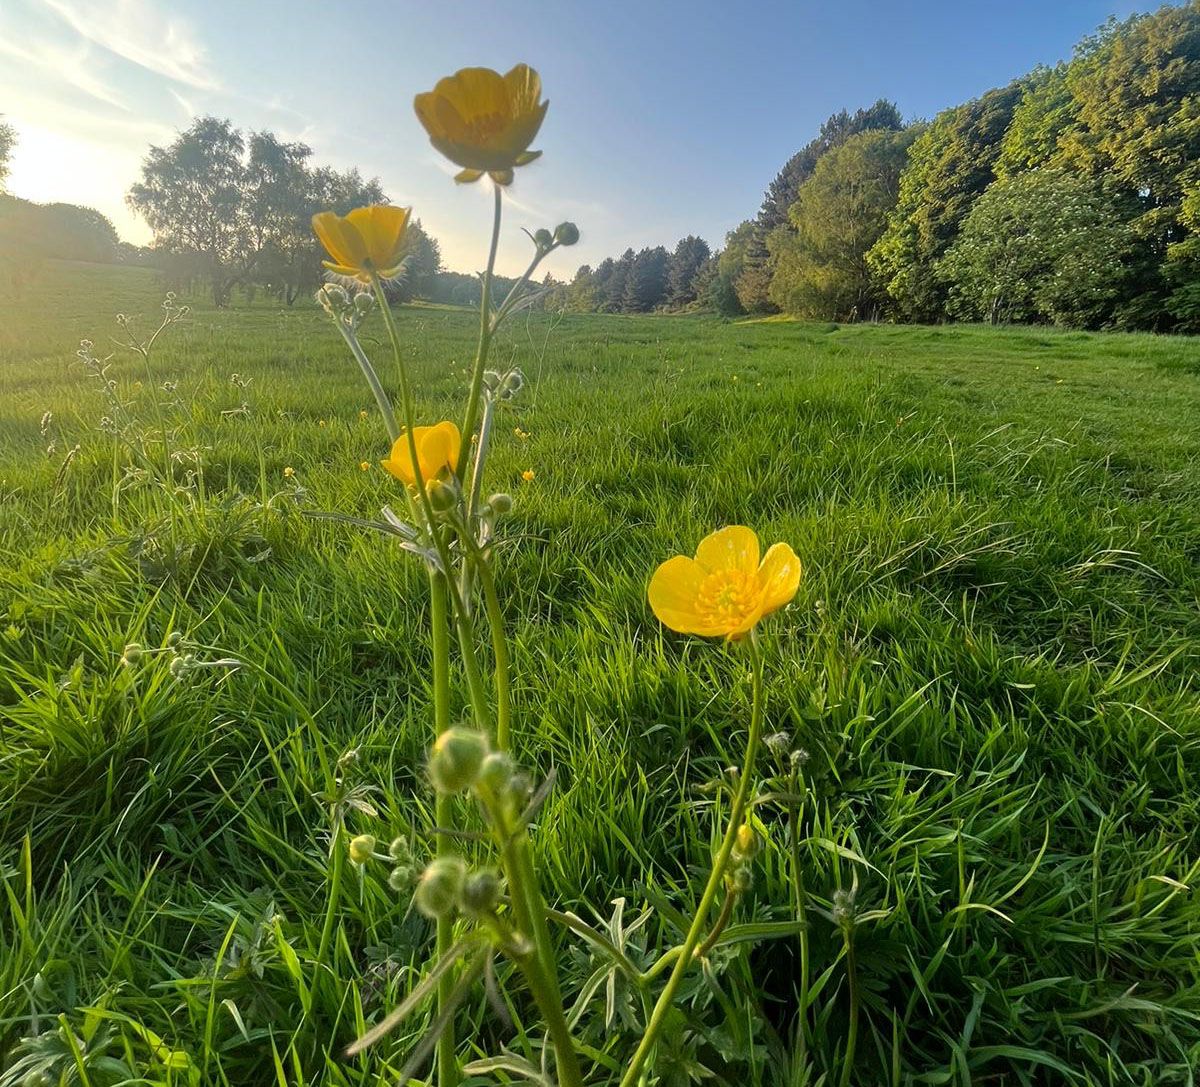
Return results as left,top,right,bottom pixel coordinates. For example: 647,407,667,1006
696,569,759,626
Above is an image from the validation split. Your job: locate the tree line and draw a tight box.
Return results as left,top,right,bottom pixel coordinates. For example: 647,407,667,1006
709,3,1200,331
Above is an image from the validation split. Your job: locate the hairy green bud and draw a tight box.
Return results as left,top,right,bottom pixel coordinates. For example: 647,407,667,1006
475,751,515,801
488,492,513,515
460,869,502,916
414,856,466,918
429,727,490,794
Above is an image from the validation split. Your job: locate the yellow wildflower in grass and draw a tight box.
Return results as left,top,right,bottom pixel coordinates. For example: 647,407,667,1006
319,419,327,428
522,469,535,483
381,421,462,488
283,466,295,479
359,461,371,472
648,526,801,639
311,204,411,282
359,410,369,420
414,64,548,186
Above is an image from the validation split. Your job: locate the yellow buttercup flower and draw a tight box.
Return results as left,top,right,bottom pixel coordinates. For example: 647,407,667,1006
381,422,461,488
414,64,548,186
311,205,411,282
283,466,295,479
522,469,535,482
648,526,801,639
359,461,371,472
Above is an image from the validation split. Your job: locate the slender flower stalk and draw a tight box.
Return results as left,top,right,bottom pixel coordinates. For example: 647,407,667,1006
428,573,457,1086
618,633,766,1087
457,184,503,481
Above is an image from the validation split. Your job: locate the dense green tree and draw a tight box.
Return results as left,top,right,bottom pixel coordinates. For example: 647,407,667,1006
603,248,636,311
563,264,599,311
666,235,711,307
768,128,915,321
737,100,904,313
759,100,904,231
0,119,14,190
1055,4,1200,327
129,117,395,307
1165,184,1200,327
717,220,775,313
938,169,1131,327
623,246,670,312
995,65,1079,177
129,118,294,305
868,82,1025,321
0,194,119,264
695,253,743,316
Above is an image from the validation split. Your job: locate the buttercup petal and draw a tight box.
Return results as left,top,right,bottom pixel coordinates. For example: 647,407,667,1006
503,63,543,114
757,542,802,616
312,211,366,270
694,525,760,576
648,556,714,635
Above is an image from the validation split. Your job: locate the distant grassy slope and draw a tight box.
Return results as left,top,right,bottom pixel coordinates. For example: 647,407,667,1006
0,261,1198,1083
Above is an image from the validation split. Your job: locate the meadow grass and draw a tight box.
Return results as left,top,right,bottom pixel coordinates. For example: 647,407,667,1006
1,260,1198,1084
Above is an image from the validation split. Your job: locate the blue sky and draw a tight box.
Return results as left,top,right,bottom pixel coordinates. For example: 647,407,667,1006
2,0,1147,277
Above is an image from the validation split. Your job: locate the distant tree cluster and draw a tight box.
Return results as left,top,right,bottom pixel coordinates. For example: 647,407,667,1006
551,236,714,315
128,117,441,306
715,3,1200,331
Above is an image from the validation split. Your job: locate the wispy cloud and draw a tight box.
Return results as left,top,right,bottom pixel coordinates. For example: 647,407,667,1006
0,36,129,111
39,0,219,90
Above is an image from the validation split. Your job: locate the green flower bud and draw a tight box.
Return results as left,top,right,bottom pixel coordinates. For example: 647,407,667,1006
389,865,416,892
414,856,466,918
349,834,376,865
426,478,458,513
388,836,411,862
533,228,554,250
554,221,580,247
487,492,513,515
475,751,515,800
429,727,490,794
460,869,502,916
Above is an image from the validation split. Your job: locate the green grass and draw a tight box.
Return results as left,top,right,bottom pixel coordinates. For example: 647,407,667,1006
1,259,1199,1084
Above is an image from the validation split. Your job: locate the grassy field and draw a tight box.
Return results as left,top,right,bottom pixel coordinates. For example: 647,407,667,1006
1,260,1199,1085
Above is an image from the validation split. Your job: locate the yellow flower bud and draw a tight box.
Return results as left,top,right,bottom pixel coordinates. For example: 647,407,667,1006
736,824,760,858
349,834,376,865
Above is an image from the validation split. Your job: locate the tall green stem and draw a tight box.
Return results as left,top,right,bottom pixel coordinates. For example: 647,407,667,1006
493,811,584,1087
474,552,512,751
789,763,812,1070
335,320,399,444
456,184,503,481
618,634,766,1087
429,572,457,1086
840,934,860,1087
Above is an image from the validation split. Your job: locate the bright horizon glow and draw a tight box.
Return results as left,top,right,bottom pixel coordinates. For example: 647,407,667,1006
2,0,1147,278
